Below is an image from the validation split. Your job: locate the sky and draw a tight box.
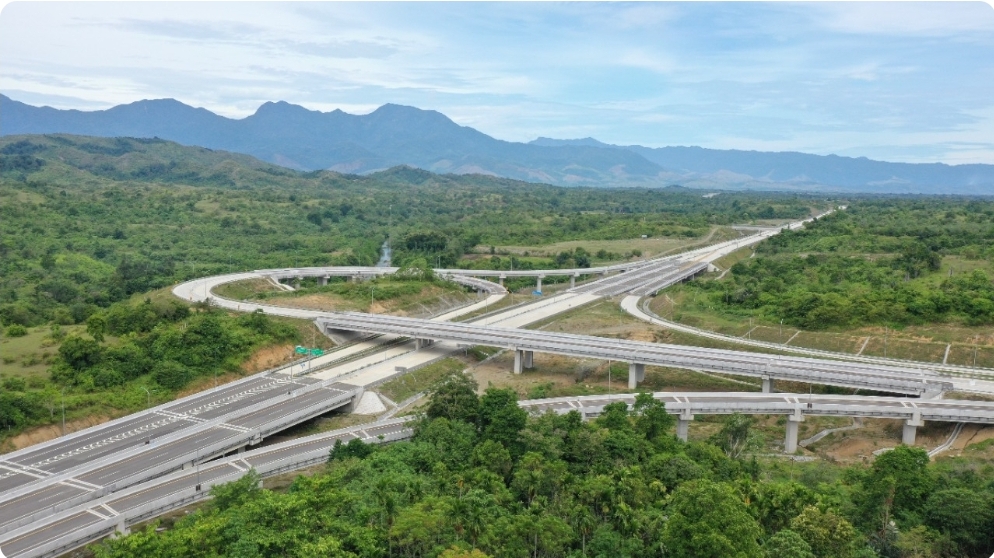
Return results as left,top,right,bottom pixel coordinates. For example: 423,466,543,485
1,1,993,165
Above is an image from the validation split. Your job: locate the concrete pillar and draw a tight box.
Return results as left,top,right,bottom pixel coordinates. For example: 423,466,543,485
514,349,523,374
524,350,534,369
628,362,644,389
785,414,803,454
237,446,245,454
115,519,129,537
183,461,194,471
319,276,329,286
293,276,302,289
416,338,432,349
903,412,923,445
762,376,774,393
570,274,577,289
536,275,544,292
677,412,694,441
351,274,360,283
499,275,506,286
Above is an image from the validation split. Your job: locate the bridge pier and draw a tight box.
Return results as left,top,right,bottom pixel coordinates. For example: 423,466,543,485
785,413,804,453
513,349,534,374
676,411,694,441
536,275,544,292
319,276,329,286
903,412,923,445
114,518,129,537
499,275,506,286
628,363,645,389
293,276,302,289
416,338,433,349
570,274,577,289
762,376,774,393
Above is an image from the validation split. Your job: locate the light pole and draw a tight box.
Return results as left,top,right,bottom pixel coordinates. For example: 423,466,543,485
370,285,375,311
140,386,153,408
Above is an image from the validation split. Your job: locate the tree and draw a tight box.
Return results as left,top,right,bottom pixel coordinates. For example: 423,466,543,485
764,530,816,558
789,505,863,558
477,388,527,456
708,413,754,459
661,479,763,558
856,445,933,529
632,392,675,442
923,488,993,556
427,373,479,424
57,335,104,372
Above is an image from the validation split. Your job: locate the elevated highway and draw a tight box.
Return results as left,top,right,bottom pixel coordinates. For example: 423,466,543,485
0,375,362,536
5,388,994,558
317,312,953,396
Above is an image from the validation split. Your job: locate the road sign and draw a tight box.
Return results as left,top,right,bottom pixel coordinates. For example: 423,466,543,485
310,348,324,356
294,346,307,354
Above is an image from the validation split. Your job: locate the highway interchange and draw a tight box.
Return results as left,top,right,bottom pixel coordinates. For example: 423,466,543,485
5,208,994,557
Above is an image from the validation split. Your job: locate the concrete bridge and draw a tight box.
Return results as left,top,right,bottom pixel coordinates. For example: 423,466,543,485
317,311,953,397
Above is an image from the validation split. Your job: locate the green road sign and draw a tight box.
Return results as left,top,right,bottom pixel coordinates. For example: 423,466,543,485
310,349,324,356
294,346,307,354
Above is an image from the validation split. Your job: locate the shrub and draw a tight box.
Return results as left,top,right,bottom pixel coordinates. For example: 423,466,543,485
5,324,28,337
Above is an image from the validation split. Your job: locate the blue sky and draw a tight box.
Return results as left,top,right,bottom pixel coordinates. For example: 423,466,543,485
1,2,992,164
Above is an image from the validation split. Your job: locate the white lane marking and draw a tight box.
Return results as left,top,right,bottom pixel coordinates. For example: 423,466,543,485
86,508,111,520
99,503,120,517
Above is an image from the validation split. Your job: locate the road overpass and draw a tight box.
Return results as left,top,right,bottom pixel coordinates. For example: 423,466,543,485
5,387,994,558
0,376,362,536
317,311,953,396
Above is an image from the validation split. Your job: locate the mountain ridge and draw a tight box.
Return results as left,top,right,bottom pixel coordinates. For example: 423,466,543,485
2,93,992,194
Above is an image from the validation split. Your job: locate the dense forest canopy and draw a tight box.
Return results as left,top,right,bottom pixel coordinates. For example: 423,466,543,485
94,376,994,558
685,199,994,329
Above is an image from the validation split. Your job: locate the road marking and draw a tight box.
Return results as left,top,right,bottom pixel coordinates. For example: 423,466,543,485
99,503,119,517
155,410,206,423
86,508,111,520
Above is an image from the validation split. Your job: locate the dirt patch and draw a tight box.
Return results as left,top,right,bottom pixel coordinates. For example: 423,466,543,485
949,425,994,454
8,415,113,450
240,344,297,373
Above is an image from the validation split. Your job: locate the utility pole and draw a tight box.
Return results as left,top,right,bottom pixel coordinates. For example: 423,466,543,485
61,388,66,437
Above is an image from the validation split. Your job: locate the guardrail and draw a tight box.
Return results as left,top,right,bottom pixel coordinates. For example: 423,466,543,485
6,419,413,558
0,383,361,535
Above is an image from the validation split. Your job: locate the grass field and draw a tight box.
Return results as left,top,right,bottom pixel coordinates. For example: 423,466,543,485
478,226,741,262
377,358,467,403
1,324,87,380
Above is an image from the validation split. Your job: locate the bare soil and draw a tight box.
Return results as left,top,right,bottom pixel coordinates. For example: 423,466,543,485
7,415,113,451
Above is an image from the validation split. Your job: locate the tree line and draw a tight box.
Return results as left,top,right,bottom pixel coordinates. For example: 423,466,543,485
95,374,994,558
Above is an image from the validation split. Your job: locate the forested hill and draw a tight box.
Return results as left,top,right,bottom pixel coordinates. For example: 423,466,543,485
5,94,994,193
0,133,818,329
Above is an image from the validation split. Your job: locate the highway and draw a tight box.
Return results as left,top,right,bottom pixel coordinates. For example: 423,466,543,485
20,206,991,557
622,295,994,383
7,388,994,558
316,312,953,396
0,376,360,535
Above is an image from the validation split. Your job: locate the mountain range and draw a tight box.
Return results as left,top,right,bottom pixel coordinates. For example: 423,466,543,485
2,94,992,194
